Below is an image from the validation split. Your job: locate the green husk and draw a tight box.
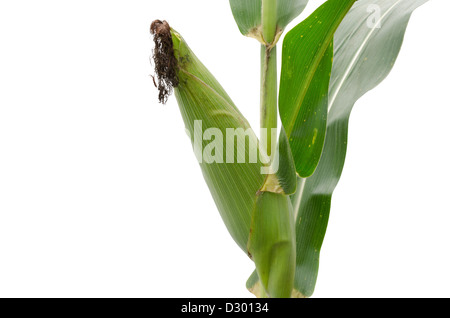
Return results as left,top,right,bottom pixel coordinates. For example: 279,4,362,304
151,21,298,298
247,191,296,298
168,27,266,252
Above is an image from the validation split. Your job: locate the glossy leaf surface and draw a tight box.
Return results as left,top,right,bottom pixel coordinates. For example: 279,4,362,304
291,0,430,297
279,0,356,178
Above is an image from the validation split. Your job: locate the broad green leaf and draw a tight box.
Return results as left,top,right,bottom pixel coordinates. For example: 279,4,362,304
229,0,261,38
170,30,266,252
229,0,308,42
279,0,356,178
291,0,430,297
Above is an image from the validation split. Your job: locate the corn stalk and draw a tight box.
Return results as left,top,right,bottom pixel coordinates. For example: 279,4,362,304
151,0,432,298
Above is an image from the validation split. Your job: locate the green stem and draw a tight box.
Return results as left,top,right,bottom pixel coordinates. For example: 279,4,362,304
260,45,277,157
262,0,277,44
260,0,278,158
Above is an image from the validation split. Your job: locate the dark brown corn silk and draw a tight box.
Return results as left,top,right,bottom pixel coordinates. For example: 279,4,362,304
150,20,179,104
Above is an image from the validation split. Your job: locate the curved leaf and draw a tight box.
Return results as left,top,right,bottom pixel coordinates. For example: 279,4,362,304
291,0,430,297
279,0,356,178
229,0,261,37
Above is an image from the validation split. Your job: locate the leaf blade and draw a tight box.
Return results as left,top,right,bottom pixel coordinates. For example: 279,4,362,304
279,0,357,178
292,0,430,297
229,0,261,37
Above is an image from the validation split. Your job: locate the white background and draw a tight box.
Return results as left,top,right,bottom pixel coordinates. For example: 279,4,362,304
0,0,449,298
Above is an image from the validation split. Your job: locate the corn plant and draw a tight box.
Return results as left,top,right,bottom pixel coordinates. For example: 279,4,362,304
150,0,430,298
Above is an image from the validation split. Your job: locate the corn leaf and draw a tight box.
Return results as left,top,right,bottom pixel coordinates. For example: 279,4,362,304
229,0,308,41
279,0,357,178
247,0,429,297
291,0,430,297
229,0,261,37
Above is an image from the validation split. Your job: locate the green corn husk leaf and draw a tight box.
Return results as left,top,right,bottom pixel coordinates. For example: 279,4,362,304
229,0,308,44
151,20,266,251
165,28,267,252
151,22,298,296
247,191,296,298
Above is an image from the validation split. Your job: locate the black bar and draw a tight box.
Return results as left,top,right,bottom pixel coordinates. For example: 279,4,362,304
0,298,445,316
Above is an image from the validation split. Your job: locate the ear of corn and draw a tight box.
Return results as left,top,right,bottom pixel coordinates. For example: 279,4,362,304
151,22,300,297
154,0,433,298
167,28,266,252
